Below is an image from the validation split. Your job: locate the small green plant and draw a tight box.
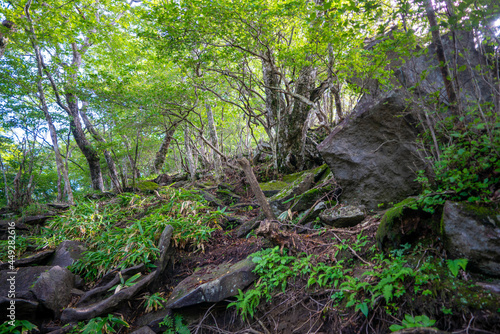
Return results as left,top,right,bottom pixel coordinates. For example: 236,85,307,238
72,314,128,334
0,320,37,333
108,273,141,294
159,314,190,334
144,292,167,313
389,314,437,331
446,258,468,277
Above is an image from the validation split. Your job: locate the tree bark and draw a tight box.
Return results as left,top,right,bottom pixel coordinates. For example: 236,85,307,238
153,124,178,174
277,64,317,173
424,0,458,108
0,153,9,207
184,125,196,181
237,157,276,220
80,102,122,193
206,103,222,180
25,2,74,203
66,95,104,191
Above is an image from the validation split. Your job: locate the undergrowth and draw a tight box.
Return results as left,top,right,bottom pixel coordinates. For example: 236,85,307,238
416,110,500,213
229,238,498,331
36,187,223,280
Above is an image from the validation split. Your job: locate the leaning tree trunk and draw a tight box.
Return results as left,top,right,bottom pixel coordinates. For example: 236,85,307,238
25,0,104,193
153,124,178,174
25,4,74,203
66,94,104,191
206,104,222,180
277,65,317,174
80,103,122,193
184,126,196,181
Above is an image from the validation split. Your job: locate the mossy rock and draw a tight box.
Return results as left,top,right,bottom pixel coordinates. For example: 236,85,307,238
259,180,289,197
291,183,336,212
376,198,439,250
137,181,160,192
216,188,241,205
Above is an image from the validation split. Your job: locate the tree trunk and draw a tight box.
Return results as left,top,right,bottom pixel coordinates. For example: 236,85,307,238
80,102,122,193
0,153,9,207
154,124,178,174
277,64,317,173
184,126,196,181
206,104,222,180
424,0,458,108
66,94,104,191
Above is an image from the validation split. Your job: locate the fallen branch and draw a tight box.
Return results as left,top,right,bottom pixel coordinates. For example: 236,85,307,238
237,157,276,220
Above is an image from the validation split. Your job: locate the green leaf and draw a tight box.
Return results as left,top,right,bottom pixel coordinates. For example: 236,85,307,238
356,302,369,317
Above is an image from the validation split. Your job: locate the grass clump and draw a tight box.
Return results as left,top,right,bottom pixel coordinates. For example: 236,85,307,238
37,187,222,281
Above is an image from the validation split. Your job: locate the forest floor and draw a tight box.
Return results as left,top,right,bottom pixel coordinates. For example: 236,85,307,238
1,166,500,334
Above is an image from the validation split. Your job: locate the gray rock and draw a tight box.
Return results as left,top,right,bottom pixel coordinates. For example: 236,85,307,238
135,308,172,330
130,326,157,334
317,91,424,210
32,266,75,316
49,240,87,268
0,266,73,322
443,201,500,277
320,205,365,228
198,190,224,208
166,257,257,309
236,216,262,238
0,219,29,240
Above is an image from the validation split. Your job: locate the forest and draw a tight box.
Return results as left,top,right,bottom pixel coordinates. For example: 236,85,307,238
0,0,499,333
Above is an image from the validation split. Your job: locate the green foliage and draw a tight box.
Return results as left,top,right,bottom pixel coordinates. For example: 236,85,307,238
0,320,37,334
446,258,468,277
229,239,478,322
39,188,220,280
159,314,190,334
108,273,141,294
417,113,500,213
71,314,128,334
143,292,167,313
389,314,437,332
20,202,49,217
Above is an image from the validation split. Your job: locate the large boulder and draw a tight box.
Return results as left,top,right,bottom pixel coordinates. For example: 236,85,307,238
0,265,75,322
165,257,257,309
318,91,425,210
31,266,75,316
442,201,500,277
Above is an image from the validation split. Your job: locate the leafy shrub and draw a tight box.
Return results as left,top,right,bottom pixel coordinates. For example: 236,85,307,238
417,112,499,212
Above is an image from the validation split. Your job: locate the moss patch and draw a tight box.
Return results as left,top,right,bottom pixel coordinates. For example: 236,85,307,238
259,180,289,192
282,171,306,184
137,181,159,191
376,198,422,249
462,203,500,228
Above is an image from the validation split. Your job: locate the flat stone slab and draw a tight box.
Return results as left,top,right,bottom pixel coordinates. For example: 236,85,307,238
320,205,365,228
166,257,257,309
